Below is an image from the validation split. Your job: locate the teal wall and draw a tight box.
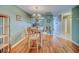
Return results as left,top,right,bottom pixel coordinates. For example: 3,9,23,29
0,5,54,45
0,5,31,45
53,16,61,37
72,6,79,44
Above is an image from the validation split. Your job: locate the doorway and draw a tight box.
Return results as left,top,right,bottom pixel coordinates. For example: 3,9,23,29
0,15,10,53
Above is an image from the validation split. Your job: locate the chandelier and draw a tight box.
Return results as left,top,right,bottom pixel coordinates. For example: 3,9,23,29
32,7,41,21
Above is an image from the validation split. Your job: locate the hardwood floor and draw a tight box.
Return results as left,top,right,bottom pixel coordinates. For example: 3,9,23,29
11,37,30,53
11,35,79,53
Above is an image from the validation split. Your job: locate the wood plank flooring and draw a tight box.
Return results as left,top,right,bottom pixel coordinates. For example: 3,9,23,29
11,37,30,53
11,35,79,53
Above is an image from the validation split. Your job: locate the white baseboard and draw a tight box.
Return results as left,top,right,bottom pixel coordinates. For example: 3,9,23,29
11,37,26,48
53,33,79,46
71,40,79,46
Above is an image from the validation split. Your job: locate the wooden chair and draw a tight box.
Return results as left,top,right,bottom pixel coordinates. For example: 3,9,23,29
27,27,41,53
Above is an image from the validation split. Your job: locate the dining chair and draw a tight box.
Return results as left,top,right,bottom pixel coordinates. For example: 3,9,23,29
27,27,41,53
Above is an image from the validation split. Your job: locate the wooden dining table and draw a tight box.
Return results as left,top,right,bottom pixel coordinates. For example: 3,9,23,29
26,27,53,52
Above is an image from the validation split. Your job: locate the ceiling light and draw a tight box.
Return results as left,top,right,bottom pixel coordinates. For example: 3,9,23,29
32,7,41,21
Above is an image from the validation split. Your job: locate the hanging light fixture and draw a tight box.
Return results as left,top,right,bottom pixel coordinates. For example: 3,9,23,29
32,6,41,22
31,6,41,27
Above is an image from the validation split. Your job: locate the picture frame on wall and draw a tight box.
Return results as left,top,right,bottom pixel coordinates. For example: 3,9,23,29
16,15,22,21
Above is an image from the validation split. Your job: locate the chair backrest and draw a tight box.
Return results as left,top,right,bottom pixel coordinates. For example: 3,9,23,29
27,27,41,40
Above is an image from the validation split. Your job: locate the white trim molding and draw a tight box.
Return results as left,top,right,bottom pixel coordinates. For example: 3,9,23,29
71,40,79,46
11,37,26,48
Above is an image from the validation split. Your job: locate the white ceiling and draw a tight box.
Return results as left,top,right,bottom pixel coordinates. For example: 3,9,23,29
17,5,76,16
